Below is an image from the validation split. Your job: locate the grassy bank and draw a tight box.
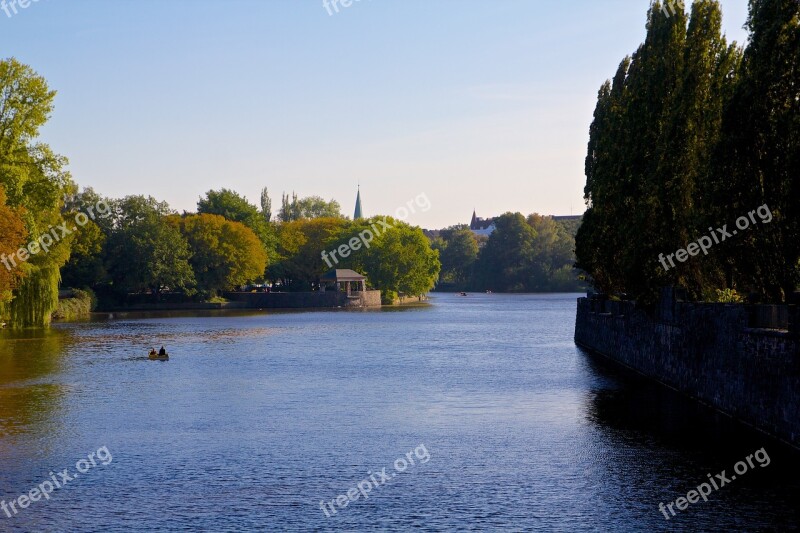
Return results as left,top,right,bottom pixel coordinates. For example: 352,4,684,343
52,289,96,321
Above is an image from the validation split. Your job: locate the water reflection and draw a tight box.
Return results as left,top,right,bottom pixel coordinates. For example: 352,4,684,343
578,346,800,531
0,296,797,531
0,329,70,438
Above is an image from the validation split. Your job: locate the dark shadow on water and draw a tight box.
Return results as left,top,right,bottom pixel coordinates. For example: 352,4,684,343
576,346,800,530
579,345,800,459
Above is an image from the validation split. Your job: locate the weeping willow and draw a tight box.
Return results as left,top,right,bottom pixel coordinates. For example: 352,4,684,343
4,266,61,328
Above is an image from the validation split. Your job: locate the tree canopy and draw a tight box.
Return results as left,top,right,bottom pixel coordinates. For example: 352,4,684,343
573,0,800,303
0,184,27,301
198,188,276,260
105,196,195,299
176,213,268,296
0,58,75,326
277,192,343,222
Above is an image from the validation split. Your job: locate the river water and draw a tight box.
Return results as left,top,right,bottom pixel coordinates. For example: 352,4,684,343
0,293,797,531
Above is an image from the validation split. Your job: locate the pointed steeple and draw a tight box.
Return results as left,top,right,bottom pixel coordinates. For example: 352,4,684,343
354,186,363,220
470,209,478,230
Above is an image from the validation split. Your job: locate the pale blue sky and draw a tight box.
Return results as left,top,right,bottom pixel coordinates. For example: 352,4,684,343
0,0,749,228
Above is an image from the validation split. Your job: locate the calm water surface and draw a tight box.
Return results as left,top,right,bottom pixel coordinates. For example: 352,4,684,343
0,293,798,532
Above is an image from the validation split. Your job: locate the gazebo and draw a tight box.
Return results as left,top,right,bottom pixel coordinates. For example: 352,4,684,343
320,269,367,295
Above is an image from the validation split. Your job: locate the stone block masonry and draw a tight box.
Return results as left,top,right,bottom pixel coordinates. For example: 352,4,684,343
574,289,800,449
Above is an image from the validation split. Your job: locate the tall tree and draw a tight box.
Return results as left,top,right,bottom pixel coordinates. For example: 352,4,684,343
0,58,75,327
438,227,478,285
260,187,272,223
576,1,750,304
616,1,687,303
657,0,740,297
356,218,440,302
473,213,537,292
713,0,800,301
526,214,576,291
576,58,630,294
106,196,195,300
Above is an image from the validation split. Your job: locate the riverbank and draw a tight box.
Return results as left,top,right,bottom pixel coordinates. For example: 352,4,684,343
91,290,432,314
51,290,95,321
574,289,800,450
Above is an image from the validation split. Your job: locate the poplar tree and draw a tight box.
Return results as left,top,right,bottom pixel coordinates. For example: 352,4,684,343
713,0,800,301
658,0,741,297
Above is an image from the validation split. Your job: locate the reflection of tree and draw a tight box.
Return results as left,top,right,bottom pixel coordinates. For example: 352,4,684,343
0,329,69,437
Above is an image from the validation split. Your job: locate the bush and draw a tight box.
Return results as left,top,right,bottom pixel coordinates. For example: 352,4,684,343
712,288,744,304
52,289,96,321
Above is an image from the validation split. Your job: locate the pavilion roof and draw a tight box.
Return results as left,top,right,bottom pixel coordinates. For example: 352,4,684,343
320,269,366,282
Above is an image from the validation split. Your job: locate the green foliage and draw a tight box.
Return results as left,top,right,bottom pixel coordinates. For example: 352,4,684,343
473,213,536,291
198,188,277,261
573,0,800,304
554,217,582,238
106,198,195,299
357,218,440,300
0,58,75,326
432,215,583,292
711,288,744,303
526,214,576,291
60,218,106,289
277,192,343,221
268,217,349,290
52,288,95,321
267,215,439,299
177,213,268,296
437,227,479,285
260,187,272,223
6,266,60,328
710,0,800,301
380,290,398,305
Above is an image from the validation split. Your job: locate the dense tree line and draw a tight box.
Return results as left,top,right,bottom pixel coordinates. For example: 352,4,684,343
0,58,441,325
60,188,440,306
432,214,584,292
575,0,799,304
269,216,440,303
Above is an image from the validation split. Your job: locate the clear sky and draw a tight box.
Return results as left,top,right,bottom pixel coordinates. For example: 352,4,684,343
0,0,749,229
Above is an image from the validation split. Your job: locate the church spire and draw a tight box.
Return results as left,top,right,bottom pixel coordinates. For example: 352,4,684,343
470,208,478,230
354,185,363,220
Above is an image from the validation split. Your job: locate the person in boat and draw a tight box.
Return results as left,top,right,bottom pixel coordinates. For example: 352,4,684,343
158,346,167,356
149,348,157,356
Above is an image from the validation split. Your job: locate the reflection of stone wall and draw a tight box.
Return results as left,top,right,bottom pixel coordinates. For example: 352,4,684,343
574,291,800,449
224,290,382,309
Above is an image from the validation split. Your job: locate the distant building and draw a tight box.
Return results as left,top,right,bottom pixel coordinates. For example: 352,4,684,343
354,186,363,219
470,210,496,237
468,211,583,238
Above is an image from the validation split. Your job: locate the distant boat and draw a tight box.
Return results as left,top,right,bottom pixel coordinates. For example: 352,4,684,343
148,352,169,361
459,292,468,296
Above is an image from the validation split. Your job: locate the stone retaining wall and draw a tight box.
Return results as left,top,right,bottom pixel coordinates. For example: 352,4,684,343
223,290,382,309
574,290,800,448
